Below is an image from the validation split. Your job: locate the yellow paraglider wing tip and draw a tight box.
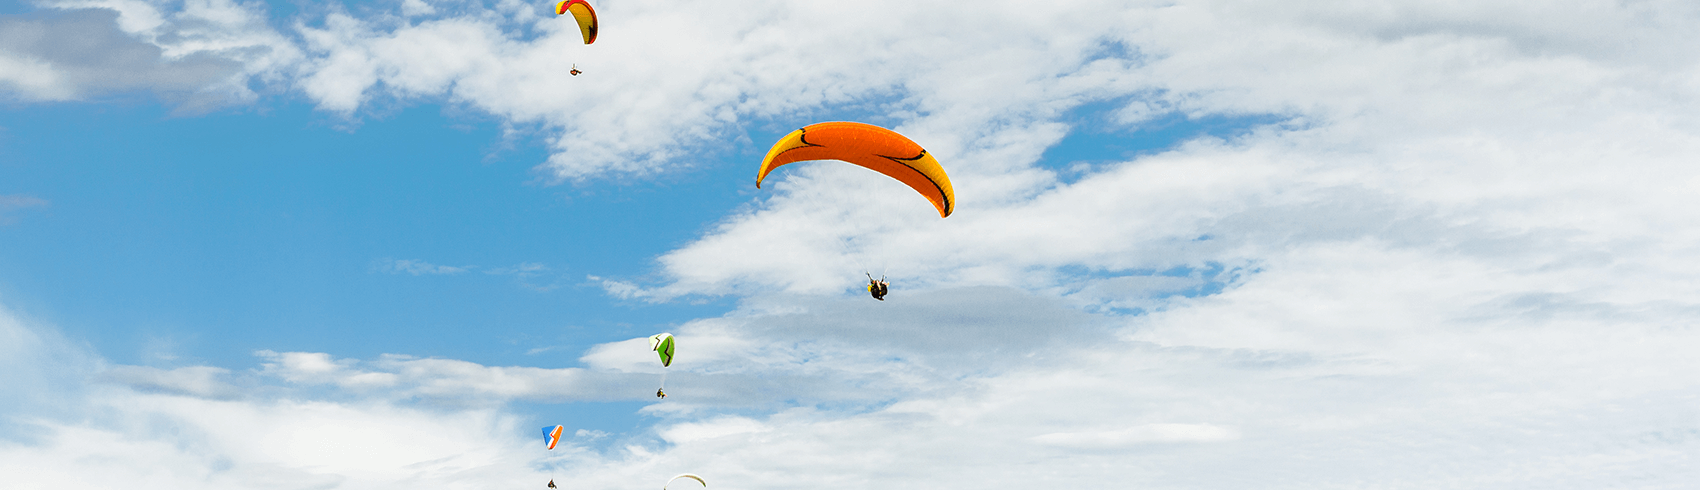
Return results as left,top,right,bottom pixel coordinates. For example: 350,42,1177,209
890,149,952,218
756,128,811,189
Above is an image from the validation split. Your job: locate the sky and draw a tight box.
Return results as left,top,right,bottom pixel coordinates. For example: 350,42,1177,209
2,0,1698,488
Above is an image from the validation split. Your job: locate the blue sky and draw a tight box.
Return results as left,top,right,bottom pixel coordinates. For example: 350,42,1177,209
4,0,1700,488
1,100,744,367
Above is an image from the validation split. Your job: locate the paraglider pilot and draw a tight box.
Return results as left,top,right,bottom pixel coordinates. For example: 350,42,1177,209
867,273,889,301
548,480,557,489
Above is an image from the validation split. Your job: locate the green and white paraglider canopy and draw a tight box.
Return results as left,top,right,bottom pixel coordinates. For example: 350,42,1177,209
649,333,675,367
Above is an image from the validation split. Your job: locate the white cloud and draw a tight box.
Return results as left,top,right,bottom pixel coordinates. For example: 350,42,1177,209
7,258,1700,489
0,303,99,419
594,275,649,299
257,350,400,388
0,53,71,100
0,394,534,490
3,2,301,109
97,365,241,398
0,310,628,489
1031,423,1239,448
250,350,664,403
578,336,665,373
399,0,435,18
658,416,770,445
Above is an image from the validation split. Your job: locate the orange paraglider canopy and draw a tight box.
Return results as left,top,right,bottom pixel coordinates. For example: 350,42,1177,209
757,122,954,218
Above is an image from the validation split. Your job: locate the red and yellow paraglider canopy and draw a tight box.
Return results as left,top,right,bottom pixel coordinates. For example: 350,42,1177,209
556,0,598,44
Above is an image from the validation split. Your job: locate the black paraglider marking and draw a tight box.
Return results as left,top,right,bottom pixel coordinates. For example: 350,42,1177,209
757,127,827,188
880,150,952,217
792,127,827,149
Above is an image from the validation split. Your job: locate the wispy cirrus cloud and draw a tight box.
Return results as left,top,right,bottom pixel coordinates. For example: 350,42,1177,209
372,258,469,275
0,194,48,225
373,259,563,291
483,262,547,276
95,365,241,399
251,349,650,403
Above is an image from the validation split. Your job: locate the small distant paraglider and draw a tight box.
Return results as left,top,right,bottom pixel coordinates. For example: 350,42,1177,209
542,425,564,488
664,474,706,490
650,333,676,398
555,0,598,44
556,0,595,78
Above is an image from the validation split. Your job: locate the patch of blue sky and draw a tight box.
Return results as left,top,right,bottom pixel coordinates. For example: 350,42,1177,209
729,94,912,158
0,99,743,372
1040,98,1291,181
0,0,31,15
1083,38,1148,66
1055,261,1255,316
